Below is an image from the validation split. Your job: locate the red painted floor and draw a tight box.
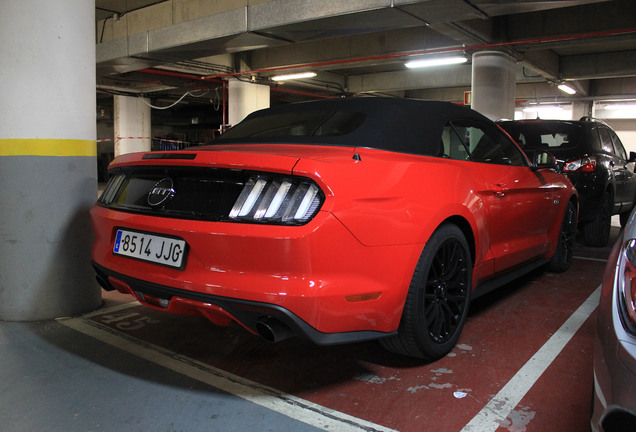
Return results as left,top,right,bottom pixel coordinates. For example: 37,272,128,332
94,229,615,432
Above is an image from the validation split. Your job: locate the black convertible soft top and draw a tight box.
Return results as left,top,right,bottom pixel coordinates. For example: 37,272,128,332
213,97,493,156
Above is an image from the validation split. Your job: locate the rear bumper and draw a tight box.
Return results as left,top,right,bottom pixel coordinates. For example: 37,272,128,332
92,261,397,345
90,205,422,339
567,173,606,223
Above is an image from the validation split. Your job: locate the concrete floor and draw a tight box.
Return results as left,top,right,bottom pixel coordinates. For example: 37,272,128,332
0,222,620,432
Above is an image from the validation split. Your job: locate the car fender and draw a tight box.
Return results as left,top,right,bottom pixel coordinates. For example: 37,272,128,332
293,148,487,258
541,172,579,258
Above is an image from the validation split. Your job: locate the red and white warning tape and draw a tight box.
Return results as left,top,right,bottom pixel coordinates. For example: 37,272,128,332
97,137,192,143
97,137,152,142
155,139,190,144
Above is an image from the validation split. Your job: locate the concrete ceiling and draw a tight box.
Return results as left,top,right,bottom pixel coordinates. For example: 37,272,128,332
95,0,636,111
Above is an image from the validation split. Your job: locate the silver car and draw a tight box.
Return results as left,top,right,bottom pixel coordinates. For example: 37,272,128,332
592,210,636,431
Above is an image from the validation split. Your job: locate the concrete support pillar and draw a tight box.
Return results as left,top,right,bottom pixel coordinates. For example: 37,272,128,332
114,95,152,156
0,0,101,320
228,80,270,126
471,51,517,121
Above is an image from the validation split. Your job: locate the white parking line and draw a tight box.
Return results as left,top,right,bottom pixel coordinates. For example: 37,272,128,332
574,256,608,263
60,313,398,432
78,301,141,318
460,285,601,432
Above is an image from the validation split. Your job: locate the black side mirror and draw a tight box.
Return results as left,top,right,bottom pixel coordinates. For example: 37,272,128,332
530,150,558,171
629,151,636,162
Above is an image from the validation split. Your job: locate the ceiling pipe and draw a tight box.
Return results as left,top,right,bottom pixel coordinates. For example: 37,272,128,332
518,94,636,105
140,67,335,100
138,68,223,84
200,27,636,81
135,27,636,101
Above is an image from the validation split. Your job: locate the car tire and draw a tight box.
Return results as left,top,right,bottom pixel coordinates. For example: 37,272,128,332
583,192,611,247
548,201,577,272
380,224,471,360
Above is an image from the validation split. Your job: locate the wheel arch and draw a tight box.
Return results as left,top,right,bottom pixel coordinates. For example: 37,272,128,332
442,215,476,266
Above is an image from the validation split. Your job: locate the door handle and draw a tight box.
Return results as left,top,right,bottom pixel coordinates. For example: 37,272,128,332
492,183,509,198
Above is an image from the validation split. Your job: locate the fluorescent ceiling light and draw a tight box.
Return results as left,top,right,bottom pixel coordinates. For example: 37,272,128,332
405,56,468,69
557,84,576,95
271,72,317,81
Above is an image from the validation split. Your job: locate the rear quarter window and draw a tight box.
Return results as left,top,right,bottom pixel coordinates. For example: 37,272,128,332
444,120,527,166
597,127,615,154
609,129,628,160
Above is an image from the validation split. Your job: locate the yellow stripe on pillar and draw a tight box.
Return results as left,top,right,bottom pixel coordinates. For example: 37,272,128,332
0,139,96,157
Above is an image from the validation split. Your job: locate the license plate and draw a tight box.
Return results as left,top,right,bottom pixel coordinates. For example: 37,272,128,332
113,229,187,269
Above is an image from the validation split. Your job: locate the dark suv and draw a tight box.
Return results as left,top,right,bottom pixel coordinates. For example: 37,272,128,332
499,117,636,247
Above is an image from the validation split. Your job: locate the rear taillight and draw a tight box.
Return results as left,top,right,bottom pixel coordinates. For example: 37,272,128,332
618,239,636,334
98,173,126,204
229,174,324,225
563,156,597,173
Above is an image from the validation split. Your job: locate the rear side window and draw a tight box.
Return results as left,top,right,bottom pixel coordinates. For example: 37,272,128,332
443,120,526,166
441,124,470,160
609,129,628,160
597,127,615,154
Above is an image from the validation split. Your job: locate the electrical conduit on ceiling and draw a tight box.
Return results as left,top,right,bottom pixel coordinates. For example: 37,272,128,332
136,26,636,101
193,27,636,80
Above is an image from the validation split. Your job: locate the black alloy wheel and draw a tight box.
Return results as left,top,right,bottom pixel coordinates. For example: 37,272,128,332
425,237,469,343
381,224,471,360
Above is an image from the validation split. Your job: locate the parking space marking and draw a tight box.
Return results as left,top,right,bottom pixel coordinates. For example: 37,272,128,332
573,256,608,263
79,301,140,318
460,285,601,432
60,314,398,432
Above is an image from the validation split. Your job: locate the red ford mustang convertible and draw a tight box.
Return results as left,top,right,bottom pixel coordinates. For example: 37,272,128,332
91,97,577,360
